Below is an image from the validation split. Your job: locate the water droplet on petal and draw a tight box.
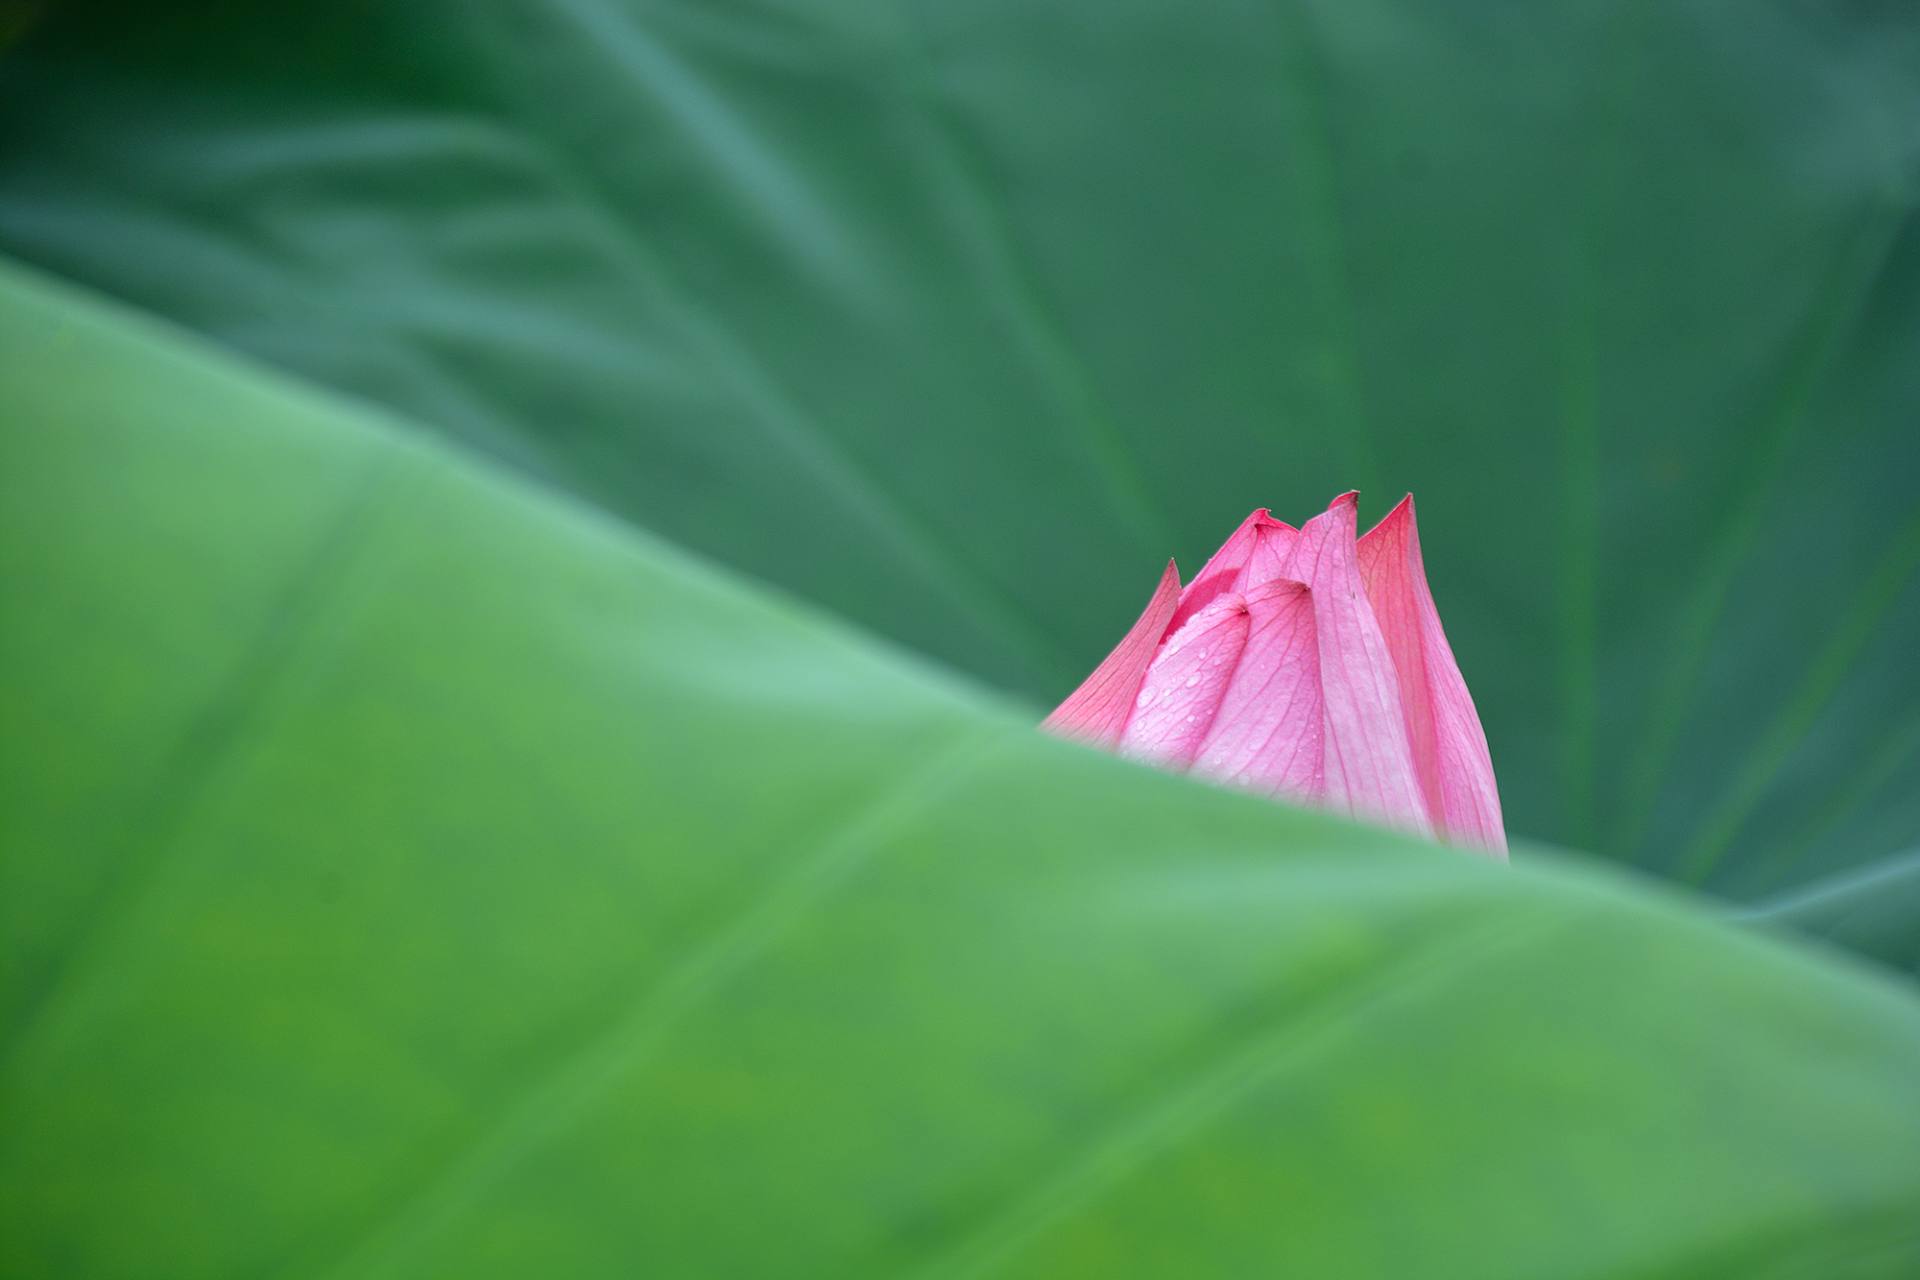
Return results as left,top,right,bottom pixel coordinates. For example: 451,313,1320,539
1136,688,1155,707
1184,675,1200,688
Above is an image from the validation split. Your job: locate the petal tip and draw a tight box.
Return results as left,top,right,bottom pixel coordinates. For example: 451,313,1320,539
1360,493,1417,545
1245,576,1310,606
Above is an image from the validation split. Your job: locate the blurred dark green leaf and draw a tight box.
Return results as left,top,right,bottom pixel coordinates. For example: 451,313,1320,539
6,259,1920,1279
1741,849,1920,980
3,1,1918,903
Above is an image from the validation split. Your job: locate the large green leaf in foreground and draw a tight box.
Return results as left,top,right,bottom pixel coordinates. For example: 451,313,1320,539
6,265,1920,1277
3,1,1919,901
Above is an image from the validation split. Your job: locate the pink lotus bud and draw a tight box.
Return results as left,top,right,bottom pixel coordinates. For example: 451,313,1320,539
1044,493,1506,857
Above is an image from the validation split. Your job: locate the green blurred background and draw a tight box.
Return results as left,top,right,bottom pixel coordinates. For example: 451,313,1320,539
4,1,1918,900
6,2,1920,1276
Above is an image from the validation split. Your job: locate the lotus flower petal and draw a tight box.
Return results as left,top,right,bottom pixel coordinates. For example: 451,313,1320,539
1168,508,1297,634
1042,492,1503,855
1358,496,1507,855
1041,560,1180,748
1118,593,1252,769
1189,578,1324,800
1284,493,1433,836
